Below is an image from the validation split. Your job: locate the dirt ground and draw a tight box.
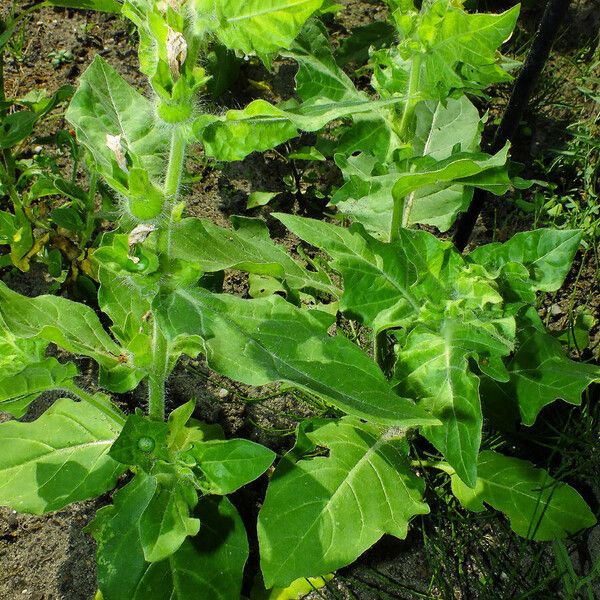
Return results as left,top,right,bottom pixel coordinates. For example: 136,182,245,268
1,1,599,599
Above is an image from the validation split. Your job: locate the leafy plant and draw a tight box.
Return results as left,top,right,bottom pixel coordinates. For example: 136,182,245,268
0,0,598,598
0,2,119,283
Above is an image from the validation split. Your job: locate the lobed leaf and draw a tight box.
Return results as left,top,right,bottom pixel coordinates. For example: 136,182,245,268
390,2,520,99
155,286,438,427
468,229,583,293
259,417,429,587
275,214,464,331
482,328,600,426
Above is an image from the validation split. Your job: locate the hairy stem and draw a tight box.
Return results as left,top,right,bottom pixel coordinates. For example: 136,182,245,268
164,126,187,199
148,316,169,421
398,52,422,141
389,54,423,240
146,127,188,421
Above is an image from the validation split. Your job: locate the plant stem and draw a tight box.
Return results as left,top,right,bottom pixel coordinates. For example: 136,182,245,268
146,127,188,421
390,191,404,242
164,126,186,199
61,381,125,426
398,52,422,141
410,459,456,476
389,54,423,240
148,316,169,421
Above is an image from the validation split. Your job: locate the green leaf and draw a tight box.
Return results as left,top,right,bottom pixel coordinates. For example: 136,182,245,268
96,251,153,352
286,20,356,103
90,483,249,600
247,191,281,209
109,412,170,469
252,573,334,600
0,398,125,514
50,205,85,231
468,229,583,293
274,214,451,331
482,329,600,426
285,20,400,160
451,450,596,541
287,145,325,161
0,357,78,418
206,45,242,98
0,111,38,148
393,327,482,487
0,320,46,375
193,0,325,55
332,145,500,237
553,307,595,352
0,282,135,392
200,100,298,161
139,465,200,563
155,286,438,427
65,56,166,189
392,144,510,206
183,439,275,495
168,216,337,296
397,2,520,98
167,400,224,453
199,97,405,162
258,417,429,587
413,96,482,158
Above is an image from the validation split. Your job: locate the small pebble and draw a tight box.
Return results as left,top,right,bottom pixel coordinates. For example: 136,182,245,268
217,387,229,399
550,303,562,316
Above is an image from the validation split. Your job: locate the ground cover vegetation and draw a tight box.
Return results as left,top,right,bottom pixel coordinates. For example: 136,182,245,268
0,0,599,598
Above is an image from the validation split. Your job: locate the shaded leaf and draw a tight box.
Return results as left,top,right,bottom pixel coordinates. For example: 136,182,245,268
451,450,596,540
0,398,125,514
90,483,249,600
482,329,600,426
